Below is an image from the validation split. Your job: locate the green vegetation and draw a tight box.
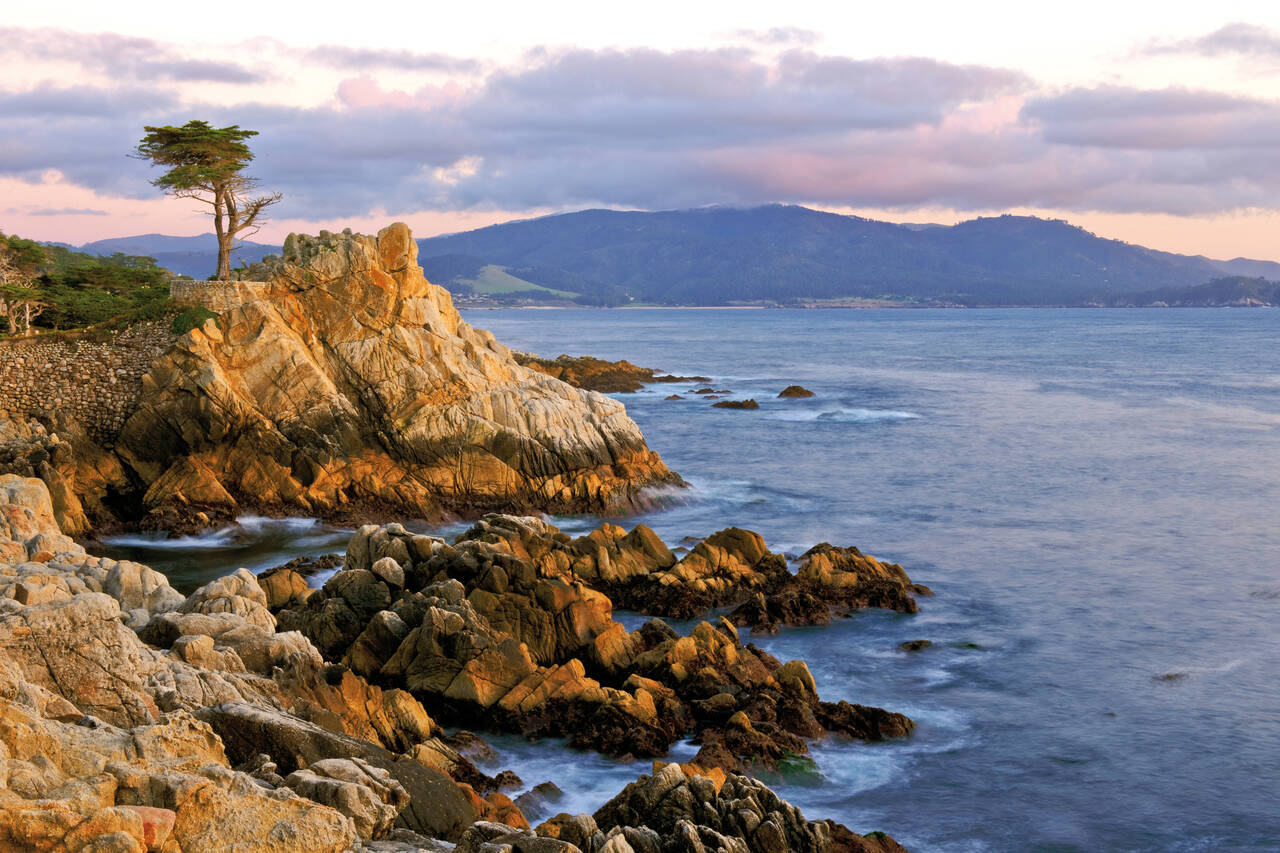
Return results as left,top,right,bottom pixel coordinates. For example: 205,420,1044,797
0,233,174,336
171,306,218,335
1112,276,1280,307
459,264,577,297
136,120,281,280
0,234,49,334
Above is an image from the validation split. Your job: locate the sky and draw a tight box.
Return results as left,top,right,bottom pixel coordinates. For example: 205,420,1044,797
3,1,1280,261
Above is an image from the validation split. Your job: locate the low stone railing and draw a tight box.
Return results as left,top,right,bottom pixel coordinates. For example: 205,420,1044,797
169,279,269,313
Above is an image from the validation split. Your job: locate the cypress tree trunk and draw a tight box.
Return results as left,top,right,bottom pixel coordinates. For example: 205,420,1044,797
214,186,231,280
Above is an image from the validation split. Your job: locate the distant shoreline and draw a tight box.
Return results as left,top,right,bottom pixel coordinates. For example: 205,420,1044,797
458,302,1279,311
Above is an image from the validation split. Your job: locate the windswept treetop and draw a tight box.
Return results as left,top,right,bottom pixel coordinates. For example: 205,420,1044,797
135,121,259,191
135,120,280,280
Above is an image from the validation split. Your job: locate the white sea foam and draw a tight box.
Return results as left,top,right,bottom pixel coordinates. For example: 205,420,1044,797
102,516,337,552
237,515,325,534
766,407,922,424
102,527,242,550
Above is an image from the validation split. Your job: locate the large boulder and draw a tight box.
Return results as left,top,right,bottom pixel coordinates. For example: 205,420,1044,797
115,224,678,528
284,757,409,840
0,659,360,853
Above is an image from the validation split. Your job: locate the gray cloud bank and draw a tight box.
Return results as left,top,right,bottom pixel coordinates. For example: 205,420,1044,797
1,27,1278,220
0,27,265,83
1144,22,1280,61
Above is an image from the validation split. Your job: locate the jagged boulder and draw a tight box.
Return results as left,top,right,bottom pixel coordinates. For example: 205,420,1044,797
115,223,677,529
589,763,830,852
0,659,360,853
284,757,409,840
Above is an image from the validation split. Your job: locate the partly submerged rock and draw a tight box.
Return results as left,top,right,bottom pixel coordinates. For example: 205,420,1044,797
514,353,709,393
584,761,911,853
778,385,816,398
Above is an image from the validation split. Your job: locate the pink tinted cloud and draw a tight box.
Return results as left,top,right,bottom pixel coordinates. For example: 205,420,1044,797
0,174,210,244
336,75,468,111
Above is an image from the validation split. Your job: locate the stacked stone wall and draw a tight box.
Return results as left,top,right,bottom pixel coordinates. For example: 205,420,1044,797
0,323,175,446
170,279,268,312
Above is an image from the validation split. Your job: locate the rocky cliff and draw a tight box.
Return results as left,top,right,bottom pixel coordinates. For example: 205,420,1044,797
112,223,675,529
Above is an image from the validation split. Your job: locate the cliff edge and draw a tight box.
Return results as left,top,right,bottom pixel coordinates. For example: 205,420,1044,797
114,223,676,528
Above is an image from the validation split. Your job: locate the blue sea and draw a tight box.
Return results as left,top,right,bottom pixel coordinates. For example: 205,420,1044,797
109,308,1280,852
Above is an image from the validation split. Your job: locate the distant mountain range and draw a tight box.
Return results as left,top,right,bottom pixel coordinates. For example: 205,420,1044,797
62,205,1280,306
68,234,279,279
416,206,1280,306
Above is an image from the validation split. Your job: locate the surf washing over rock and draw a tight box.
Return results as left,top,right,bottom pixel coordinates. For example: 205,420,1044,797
27,223,675,534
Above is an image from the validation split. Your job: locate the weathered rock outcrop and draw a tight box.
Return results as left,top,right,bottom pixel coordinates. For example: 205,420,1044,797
104,224,675,530
534,762,908,853
0,478,546,849
0,419,130,537
278,516,916,773
777,386,815,398
513,354,708,394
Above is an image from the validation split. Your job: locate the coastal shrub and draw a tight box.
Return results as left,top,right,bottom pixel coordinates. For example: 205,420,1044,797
1,237,174,331
171,306,218,335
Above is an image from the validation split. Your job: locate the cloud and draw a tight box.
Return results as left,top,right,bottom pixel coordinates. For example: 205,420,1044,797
0,26,265,84
727,27,821,47
2,40,1279,221
20,207,109,216
303,45,483,74
1022,86,1280,149
1143,22,1280,61
0,83,177,118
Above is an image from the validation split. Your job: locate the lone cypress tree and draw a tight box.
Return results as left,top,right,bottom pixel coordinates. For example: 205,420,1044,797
136,120,281,280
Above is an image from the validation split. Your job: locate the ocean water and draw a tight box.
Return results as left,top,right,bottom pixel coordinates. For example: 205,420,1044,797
104,308,1280,851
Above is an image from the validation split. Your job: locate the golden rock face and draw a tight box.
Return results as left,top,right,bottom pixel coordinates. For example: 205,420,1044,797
116,223,678,527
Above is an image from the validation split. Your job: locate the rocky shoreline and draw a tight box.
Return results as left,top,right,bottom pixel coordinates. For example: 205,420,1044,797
1,474,919,852
1,223,925,851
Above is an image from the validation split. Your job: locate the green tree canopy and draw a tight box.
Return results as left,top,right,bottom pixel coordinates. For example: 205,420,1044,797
0,234,49,335
136,120,281,280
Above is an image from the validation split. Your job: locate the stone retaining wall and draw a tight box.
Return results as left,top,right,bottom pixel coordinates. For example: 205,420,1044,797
0,323,175,446
170,279,268,312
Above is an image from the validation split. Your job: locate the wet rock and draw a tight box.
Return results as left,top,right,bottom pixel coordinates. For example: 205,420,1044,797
712,399,760,410
728,543,921,633
516,781,566,822
513,353,707,394
778,385,816,398
278,517,915,768
824,822,912,853
593,763,832,853
898,640,931,652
